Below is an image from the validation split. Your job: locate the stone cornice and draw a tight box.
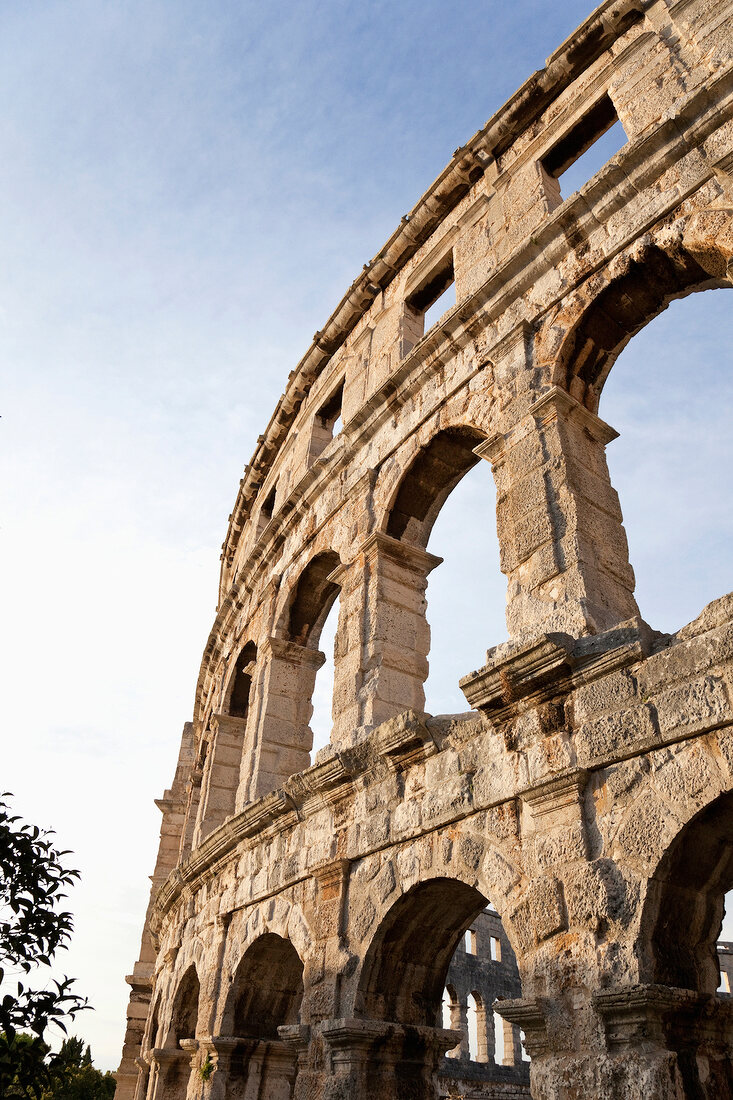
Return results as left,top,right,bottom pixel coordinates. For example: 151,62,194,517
152,604,733,938
459,618,653,718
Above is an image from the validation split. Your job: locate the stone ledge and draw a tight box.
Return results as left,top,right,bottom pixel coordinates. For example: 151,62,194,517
460,618,653,719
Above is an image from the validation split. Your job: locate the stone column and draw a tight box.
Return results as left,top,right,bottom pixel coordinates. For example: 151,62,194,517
194,715,248,844
192,1038,238,1100
320,1019,460,1100
478,385,638,638
258,1041,298,1100
133,1056,149,1100
501,1016,520,1066
242,637,325,802
592,985,733,1100
457,1001,470,1062
278,1027,310,1100
329,532,442,748
499,1012,521,1064
144,1048,192,1100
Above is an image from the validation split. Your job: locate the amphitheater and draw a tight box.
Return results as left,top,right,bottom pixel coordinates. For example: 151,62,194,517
116,1,733,1096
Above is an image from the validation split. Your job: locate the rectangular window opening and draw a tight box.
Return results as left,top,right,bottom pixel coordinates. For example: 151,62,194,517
490,936,502,962
464,928,477,955
402,254,455,356
306,378,345,467
542,95,627,203
422,276,456,333
260,484,277,521
318,379,344,438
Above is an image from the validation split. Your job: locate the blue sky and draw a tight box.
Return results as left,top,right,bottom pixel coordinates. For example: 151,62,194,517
1,0,731,1072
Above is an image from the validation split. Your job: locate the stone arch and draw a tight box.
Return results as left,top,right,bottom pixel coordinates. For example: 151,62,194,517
146,991,161,1052
281,549,342,648
221,932,304,1038
355,877,491,1026
217,933,304,1100
219,894,315,1016
238,550,345,799
639,788,733,994
545,219,733,412
223,641,257,719
384,424,489,549
353,420,496,724
164,964,200,1048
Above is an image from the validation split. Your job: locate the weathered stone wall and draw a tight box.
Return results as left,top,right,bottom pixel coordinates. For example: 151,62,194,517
116,1,733,1097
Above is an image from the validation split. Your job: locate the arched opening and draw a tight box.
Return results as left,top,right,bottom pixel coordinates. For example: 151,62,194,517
598,287,733,633
286,551,341,649
285,550,341,759
636,791,733,1098
222,934,304,1100
385,425,506,718
226,641,257,720
645,792,733,993
422,461,506,715
467,991,488,1062
166,966,200,1048
195,641,260,841
556,244,722,411
246,551,343,798
386,426,487,549
309,600,337,759
224,933,304,1039
155,966,200,1100
356,877,488,1027
355,879,531,1097
493,1009,506,1063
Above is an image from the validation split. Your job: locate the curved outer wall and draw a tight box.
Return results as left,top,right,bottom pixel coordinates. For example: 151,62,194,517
117,2,733,1098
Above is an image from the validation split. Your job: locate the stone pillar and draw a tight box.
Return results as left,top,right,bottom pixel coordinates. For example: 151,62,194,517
305,860,350,1023
242,637,325,802
478,385,638,638
133,1057,149,1100
278,1027,310,1100
593,985,733,1100
116,724,196,1100
116,966,154,1100
194,715,248,844
457,1001,470,1062
144,1048,192,1100
329,532,442,748
502,1016,520,1066
258,1041,298,1100
193,1038,238,1100
445,998,462,1058
320,1019,459,1100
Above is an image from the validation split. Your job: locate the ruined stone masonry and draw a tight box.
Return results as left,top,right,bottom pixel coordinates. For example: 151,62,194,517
116,1,733,1096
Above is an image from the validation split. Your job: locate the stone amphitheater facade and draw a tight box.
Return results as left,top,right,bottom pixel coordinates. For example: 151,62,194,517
116,1,733,1097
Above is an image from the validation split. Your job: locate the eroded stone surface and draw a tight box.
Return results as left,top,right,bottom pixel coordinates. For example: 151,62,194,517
116,2,733,1098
